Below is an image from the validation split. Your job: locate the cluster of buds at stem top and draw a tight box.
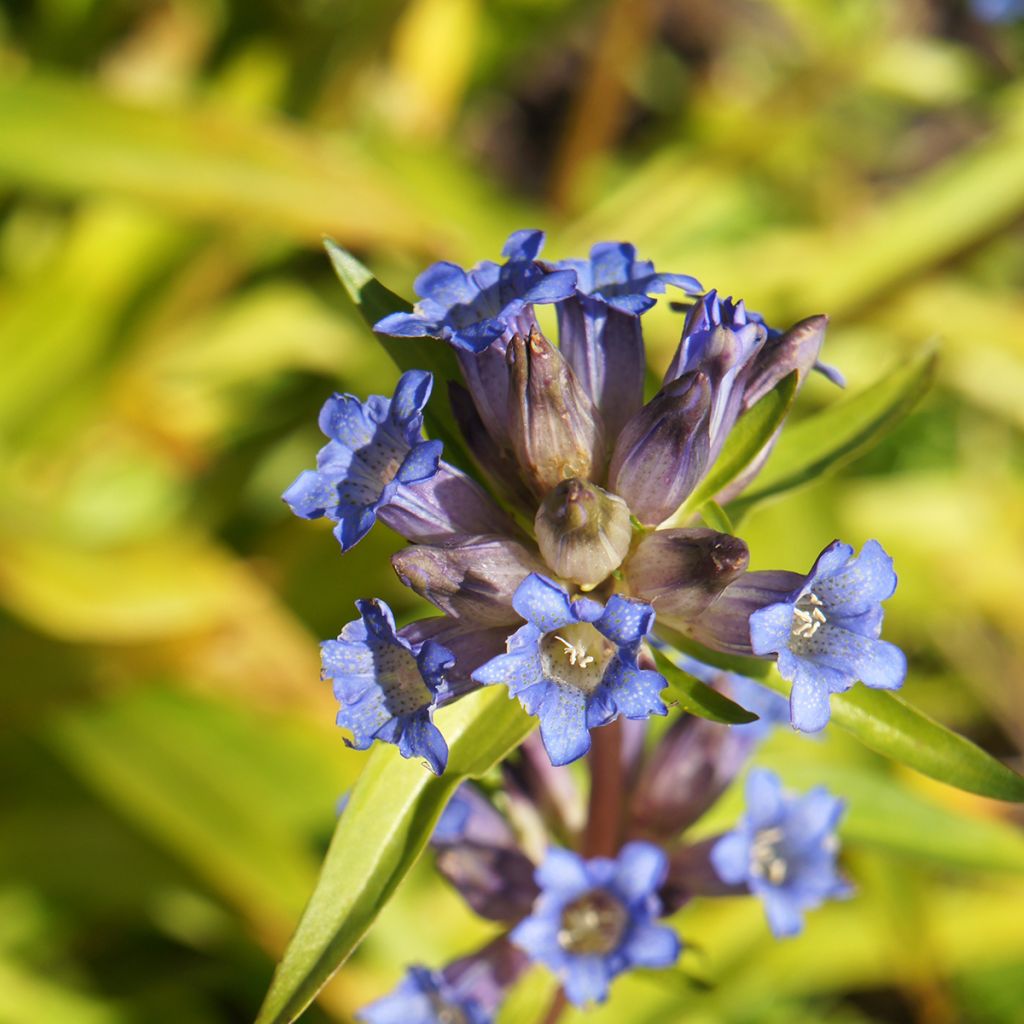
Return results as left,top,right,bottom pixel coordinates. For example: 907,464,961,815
285,226,903,779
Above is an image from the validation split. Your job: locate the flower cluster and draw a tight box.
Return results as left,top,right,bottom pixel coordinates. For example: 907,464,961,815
355,728,850,1019
285,230,906,773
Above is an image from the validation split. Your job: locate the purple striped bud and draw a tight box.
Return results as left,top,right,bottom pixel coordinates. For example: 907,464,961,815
507,327,606,497
630,713,756,841
534,478,632,588
674,570,804,656
742,314,831,410
392,535,544,626
624,528,749,621
608,372,711,526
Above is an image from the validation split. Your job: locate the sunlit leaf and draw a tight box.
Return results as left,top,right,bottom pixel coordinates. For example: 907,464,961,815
651,646,758,725
256,688,535,1024
761,670,1024,803
727,349,936,521
324,239,474,471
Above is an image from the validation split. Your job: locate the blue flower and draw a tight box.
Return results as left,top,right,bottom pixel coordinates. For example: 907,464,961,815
283,369,442,551
472,574,668,766
356,965,491,1024
374,230,577,353
510,842,680,1006
710,769,851,937
971,0,1024,22
555,241,700,316
749,540,906,732
322,599,453,774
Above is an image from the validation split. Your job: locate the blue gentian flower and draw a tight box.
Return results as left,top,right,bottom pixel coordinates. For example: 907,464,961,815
971,0,1024,22
356,965,491,1024
554,242,700,440
510,842,680,1006
472,574,668,766
283,369,442,551
556,241,700,316
749,540,906,732
374,230,577,353
710,769,851,937
322,599,453,774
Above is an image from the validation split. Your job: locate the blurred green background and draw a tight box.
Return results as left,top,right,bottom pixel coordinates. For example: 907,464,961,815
3,1,1024,1021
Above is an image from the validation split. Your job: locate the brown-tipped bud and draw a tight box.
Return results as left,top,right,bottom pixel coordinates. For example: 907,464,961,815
506,327,606,497
742,314,828,409
624,528,749,621
392,535,543,626
534,478,632,588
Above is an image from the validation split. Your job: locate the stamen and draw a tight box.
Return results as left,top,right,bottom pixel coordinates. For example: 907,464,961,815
553,634,595,669
792,591,827,639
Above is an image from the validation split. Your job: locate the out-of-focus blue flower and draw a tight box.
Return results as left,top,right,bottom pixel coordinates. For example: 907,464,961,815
749,540,906,732
555,241,700,316
710,769,851,937
971,0,1024,22
356,965,491,1024
472,574,667,766
374,230,577,354
322,599,452,774
510,842,680,1006
283,369,442,551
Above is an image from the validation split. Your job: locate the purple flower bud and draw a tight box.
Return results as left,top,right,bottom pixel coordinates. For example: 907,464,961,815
534,478,633,588
431,785,541,922
378,461,517,542
624,528,749,621
392,535,544,626
441,938,530,1018
630,713,756,841
671,570,804,656
608,372,712,526
741,314,833,410
506,328,607,497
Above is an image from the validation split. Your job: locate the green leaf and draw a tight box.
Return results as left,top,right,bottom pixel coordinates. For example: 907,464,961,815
324,239,474,471
255,688,535,1024
697,500,734,535
760,670,1024,802
677,372,798,516
650,646,758,725
727,349,936,521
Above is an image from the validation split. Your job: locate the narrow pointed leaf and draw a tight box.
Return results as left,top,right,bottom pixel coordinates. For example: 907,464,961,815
255,689,535,1024
324,239,473,469
727,348,936,521
678,372,798,516
760,670,1024,802
651,646,758,725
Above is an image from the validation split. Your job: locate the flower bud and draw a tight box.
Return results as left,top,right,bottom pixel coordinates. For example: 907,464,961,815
742,314,830,409
624,528,749,621
506,326,606,497
608,371,711,526
630,713,755,841
392,535,543,626
534,478,632,588
676,570,804,656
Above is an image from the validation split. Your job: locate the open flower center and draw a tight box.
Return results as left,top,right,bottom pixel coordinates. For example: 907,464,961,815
791,591,827,641
749,826,789,886
540,623,613,693
557,888,629,955
372,644,432,715
426,992,470,1024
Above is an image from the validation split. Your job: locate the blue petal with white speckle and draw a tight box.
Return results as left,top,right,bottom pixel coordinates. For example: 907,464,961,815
322,598,452,774
749,540,906,732
473,575,667,766
282,369,442,551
